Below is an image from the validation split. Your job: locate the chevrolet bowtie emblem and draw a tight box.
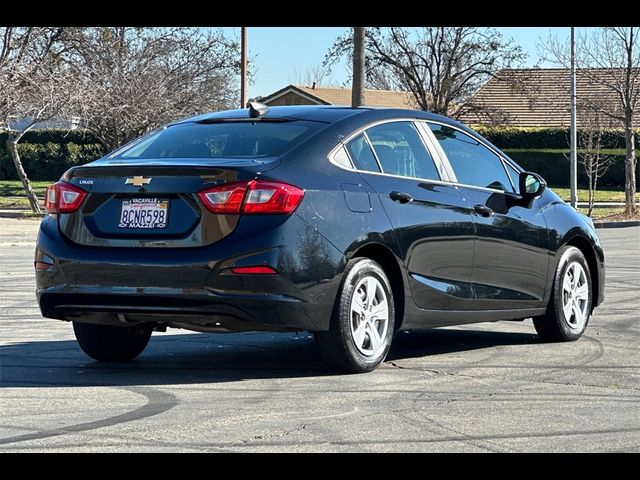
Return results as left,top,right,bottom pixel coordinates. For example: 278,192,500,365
125,176,152,187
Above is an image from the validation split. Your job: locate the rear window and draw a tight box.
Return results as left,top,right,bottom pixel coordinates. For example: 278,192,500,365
113,120,325,159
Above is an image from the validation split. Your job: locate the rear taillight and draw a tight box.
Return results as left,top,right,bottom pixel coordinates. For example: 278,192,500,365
197,180,304,215
44,181,87,214
197,183,247,214
243,181,305,214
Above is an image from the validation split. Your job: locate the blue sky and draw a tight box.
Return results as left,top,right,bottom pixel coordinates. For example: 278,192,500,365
221,27,577,100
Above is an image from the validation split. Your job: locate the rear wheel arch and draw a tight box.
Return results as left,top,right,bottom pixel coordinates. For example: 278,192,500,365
564,235,600,309
350,243,405,330
316,257,395,372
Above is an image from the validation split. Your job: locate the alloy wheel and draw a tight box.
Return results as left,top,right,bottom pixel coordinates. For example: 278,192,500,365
350,275,390,357
561,261,589,331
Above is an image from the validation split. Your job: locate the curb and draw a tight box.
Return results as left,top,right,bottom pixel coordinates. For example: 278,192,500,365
594,220,640,229
575,202,640,207
0,211,44,219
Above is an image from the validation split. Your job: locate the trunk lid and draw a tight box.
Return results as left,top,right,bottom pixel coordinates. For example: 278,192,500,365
59,157,278,248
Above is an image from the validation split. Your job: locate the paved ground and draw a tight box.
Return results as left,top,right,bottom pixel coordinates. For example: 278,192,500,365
0,218,638,452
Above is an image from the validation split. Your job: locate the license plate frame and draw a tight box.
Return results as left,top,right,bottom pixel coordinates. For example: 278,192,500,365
118,198,169,229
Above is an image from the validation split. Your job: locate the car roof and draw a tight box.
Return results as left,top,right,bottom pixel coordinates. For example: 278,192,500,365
170,105,472,131
172,105,368,124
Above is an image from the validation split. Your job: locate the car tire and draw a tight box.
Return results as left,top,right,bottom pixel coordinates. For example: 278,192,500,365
533,246,592,342
73,322,152,362
315,258,395,373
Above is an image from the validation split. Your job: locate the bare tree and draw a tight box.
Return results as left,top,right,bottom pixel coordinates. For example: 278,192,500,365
61,27,240,151
363,67,399,91
325,27,525,117
541,27,640,215
578,109,617,216
292,64,333,87
330,53,399,91
0,27,79,213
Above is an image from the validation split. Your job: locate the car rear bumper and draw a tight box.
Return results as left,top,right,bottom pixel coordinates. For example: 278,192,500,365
35,214,346,332
37,286,319,332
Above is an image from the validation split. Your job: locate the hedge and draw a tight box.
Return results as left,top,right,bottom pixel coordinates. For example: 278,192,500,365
505,150,631,188
473,126,640,150
0,130,105,181
0,129,100,146
0,128,637,188
460,126,637,188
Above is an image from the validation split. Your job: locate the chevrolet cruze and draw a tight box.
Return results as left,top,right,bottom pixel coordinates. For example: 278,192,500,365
35,104,605,373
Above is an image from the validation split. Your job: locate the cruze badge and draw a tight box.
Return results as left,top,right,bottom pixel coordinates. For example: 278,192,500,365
125,176,152,187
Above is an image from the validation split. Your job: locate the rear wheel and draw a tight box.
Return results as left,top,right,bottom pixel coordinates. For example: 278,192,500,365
73,322,152,361
533,246,592,342
315,258,395,373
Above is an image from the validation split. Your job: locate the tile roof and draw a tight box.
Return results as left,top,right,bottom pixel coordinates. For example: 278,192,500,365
260,84,417,109
460,68,639,128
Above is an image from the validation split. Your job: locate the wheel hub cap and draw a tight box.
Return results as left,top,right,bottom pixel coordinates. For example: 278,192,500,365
350,276,389,357
561,261,589,331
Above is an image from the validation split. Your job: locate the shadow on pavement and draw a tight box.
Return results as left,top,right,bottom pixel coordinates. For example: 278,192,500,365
0,328,539,388
388,327,539,361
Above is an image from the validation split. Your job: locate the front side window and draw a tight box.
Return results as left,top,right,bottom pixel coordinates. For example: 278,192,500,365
429,123,514,193
503,161,520,192
366,122,440,180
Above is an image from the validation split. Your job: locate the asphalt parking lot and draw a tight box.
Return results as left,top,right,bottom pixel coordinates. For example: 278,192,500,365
0,218,638,452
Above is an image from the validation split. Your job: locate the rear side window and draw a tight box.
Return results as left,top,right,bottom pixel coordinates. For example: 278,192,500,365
345,133,380,172
332,146,353,169
366,122,440,180
429,123,515,193
114,120,325,159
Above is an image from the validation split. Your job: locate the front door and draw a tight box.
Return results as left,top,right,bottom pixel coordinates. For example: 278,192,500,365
427,122,549,310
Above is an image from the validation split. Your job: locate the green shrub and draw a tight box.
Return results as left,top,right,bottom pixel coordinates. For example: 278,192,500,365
0,129,100,146
1,127,636,187
0,130,106,181
469,126,638,189
473,126,638,150
505,150,629,188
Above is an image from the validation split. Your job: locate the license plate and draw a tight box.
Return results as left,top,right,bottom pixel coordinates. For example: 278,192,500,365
118,198,169,229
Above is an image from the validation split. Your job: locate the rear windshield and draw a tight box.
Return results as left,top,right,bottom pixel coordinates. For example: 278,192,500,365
113,120,325,159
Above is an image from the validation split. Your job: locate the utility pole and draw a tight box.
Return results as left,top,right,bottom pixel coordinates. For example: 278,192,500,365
241,27,247,108
351,27,365,108
570,26,578,209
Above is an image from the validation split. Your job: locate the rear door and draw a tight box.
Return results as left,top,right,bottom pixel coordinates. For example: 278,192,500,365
343,120,475,311
426,122,549,310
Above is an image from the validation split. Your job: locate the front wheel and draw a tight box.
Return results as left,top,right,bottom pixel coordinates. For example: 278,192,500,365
533,246,592,342
315,258,395,373
73,322,152,361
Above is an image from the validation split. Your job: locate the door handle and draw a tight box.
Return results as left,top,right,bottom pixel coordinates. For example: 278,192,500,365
389,191,413,204
474,204,494,217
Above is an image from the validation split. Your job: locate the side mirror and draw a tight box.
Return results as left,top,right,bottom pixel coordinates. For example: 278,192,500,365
519,171,546,198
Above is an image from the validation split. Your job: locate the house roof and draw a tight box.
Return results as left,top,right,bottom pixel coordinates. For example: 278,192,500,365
259,84,417,109
460,68,640,128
